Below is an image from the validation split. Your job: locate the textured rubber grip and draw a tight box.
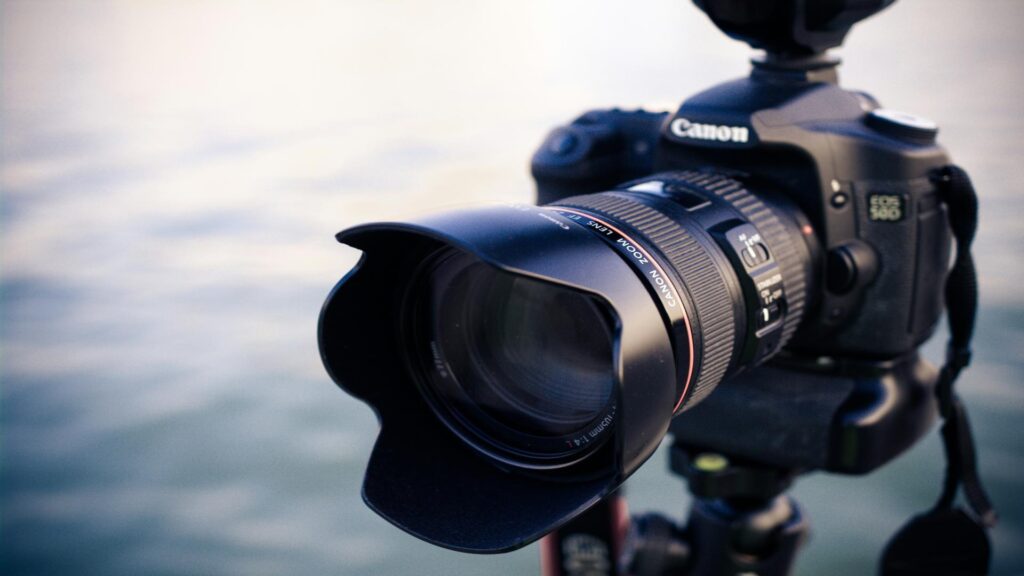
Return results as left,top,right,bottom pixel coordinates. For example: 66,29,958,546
553,192,736,408
660,171,808,345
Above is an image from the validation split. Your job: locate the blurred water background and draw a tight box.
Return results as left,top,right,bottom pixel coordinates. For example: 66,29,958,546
1,0,1022,574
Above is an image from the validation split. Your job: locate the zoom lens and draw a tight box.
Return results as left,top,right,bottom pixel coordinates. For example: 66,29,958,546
320,170,819,538
379,171,818,470
410,249,618,467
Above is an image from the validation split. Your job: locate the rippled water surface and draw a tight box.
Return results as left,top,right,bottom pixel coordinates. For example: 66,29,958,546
2,1,1023,574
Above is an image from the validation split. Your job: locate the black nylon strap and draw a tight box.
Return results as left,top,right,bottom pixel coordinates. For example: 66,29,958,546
931,165,997,527
882,166,998,575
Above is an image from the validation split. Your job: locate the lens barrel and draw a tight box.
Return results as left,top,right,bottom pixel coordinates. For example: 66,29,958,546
552,170,815,410
318,170,817,552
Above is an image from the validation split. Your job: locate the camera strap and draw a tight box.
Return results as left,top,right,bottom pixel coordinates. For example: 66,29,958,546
881,165,997,575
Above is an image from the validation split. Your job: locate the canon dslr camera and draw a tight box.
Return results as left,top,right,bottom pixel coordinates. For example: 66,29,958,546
318,0,993,568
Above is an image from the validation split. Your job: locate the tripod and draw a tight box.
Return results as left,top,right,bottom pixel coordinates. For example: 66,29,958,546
541,354,939,576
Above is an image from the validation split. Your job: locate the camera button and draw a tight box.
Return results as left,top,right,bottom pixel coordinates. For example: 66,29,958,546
741,242,770,268
826,242,878,295
547,130,579,155
758,302,782,328
866,108,938,143
724,224,772,270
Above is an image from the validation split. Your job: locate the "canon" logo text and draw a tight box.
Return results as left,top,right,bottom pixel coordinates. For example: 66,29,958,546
669,118,750,143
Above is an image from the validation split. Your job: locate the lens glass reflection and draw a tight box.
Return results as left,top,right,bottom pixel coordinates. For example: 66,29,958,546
417,250,616,461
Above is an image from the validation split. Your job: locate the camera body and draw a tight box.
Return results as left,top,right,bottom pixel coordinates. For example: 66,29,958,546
318,0,966,556
532,71,952,359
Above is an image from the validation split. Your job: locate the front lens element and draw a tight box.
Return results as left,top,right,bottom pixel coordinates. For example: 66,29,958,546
414,250,617,465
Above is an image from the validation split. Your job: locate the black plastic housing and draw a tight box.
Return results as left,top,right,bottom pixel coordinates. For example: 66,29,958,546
668,353,938,473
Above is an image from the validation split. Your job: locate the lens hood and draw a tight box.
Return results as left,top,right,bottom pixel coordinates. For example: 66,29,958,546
318,203,680,552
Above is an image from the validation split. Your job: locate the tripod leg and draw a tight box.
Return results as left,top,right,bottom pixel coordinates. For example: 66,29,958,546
541,493,629,576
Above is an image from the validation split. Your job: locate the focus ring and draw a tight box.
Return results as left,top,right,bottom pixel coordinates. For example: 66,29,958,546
553,192,736,408
659,171,807,345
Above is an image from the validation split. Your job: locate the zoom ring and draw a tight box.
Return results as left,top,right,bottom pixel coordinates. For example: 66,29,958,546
553,192,736,409
658,171,808,345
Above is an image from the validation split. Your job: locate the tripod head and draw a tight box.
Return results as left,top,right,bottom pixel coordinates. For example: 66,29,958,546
693,0,896,69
